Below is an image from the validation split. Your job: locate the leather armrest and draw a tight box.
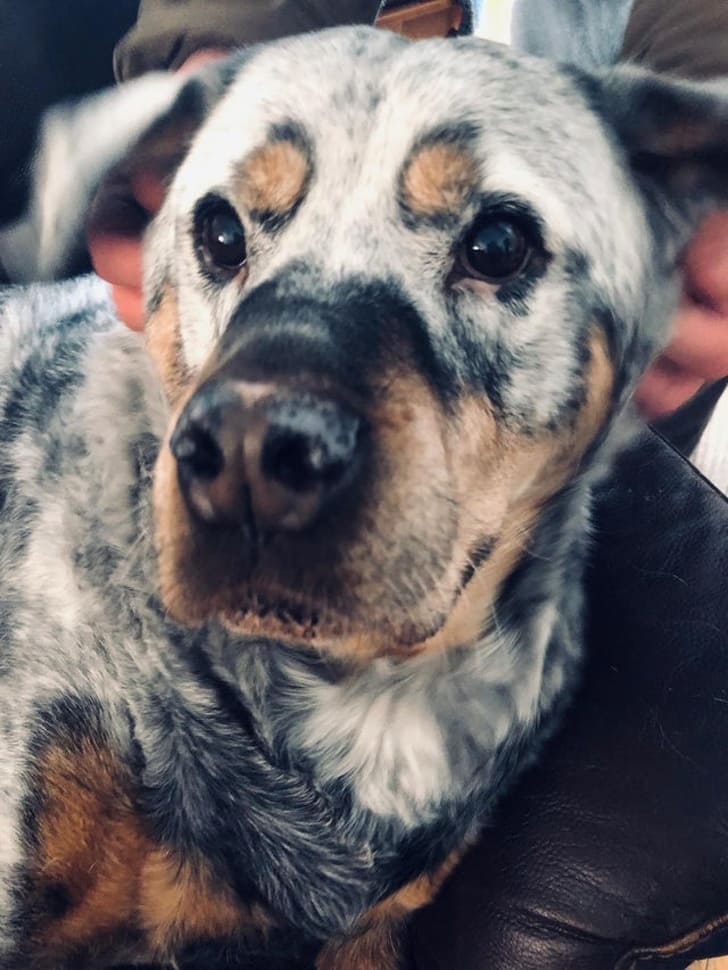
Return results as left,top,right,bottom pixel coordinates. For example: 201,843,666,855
413,422,728,969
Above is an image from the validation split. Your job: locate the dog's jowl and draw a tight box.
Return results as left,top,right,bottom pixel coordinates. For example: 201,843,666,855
1,26,728,969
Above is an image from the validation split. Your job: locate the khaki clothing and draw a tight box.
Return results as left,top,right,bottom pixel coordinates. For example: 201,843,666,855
622,0,728,80
114,0,384,80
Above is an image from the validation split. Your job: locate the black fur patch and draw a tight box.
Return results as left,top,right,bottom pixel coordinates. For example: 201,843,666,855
134,622,388,939
218,268,458,406
458,535,496,591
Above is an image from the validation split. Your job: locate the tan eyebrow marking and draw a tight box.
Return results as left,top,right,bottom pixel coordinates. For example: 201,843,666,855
400,139,479,219
235,130,312,226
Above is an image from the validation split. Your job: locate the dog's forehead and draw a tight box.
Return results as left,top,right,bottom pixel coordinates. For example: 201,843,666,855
173,29,648,307
183,32,629,216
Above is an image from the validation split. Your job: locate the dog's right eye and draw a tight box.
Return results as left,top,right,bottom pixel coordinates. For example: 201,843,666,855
459,212,532,284
195,198,247,281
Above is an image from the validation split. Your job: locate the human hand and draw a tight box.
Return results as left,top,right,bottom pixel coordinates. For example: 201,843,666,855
635,211,728,420
88,48,228,331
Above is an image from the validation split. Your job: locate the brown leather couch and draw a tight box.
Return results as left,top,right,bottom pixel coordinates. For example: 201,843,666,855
413,383,728,970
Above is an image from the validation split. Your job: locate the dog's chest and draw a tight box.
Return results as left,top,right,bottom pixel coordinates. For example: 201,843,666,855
216,611,559,836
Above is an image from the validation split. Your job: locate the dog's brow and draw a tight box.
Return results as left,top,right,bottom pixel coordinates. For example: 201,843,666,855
398,123,481,228
233,120,314,231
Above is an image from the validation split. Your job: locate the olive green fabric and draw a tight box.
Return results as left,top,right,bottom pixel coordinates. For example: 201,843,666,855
622,0,728,80
114,0,383,80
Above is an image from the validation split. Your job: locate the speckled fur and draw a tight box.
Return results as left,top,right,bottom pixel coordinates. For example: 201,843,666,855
1,27,728,969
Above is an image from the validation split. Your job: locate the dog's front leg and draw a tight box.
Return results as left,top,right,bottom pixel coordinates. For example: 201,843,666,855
316,916,408,970
317,849,463,970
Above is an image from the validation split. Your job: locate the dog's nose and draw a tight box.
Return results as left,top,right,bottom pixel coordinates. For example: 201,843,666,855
171,383,364,532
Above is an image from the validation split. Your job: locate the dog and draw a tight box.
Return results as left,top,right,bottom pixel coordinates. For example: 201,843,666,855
1,24,727,970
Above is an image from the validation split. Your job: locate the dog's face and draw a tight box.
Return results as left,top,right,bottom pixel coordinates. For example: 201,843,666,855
16,28,728,660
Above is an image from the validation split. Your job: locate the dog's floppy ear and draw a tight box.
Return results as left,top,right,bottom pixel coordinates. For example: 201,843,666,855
0,60,233,282
599,67,728,250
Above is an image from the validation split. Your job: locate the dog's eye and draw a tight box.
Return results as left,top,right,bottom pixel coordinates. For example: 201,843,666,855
196,199,247,279
459,214,532,283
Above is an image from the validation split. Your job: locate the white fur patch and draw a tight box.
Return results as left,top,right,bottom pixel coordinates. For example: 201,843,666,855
284,609,555,827
291,656,453,824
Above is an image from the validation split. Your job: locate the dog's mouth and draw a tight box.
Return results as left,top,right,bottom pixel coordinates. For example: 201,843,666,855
160,507,496,658
229,608,322,644
223,588,323,642
153,420,503,659
204,569,455,654
154,487,460,655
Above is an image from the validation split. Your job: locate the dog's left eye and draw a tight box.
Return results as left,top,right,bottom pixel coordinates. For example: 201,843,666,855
459,214,532,283
195,198,247,280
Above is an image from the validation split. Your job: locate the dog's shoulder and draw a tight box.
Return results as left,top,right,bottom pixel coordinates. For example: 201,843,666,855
0,276,112,365
0,275,167,700
0,275,166,519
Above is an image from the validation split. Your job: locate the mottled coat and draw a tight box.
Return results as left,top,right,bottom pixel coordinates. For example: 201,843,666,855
1,26,727,970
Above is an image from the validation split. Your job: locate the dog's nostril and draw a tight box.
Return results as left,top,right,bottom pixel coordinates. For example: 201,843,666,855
262,426,356,494
171,424,225,481
240,396,364,533
261,401,361,496
263,431,323,493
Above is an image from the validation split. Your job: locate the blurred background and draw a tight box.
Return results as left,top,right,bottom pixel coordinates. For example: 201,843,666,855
476,0,515,42
0,0,518,232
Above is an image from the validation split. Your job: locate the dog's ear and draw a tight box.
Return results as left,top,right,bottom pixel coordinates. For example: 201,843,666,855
599,67,728,251
0,60,234,282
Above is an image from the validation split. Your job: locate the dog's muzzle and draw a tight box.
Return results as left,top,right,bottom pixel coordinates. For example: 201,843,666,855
153,278,454,644
171,380,366,534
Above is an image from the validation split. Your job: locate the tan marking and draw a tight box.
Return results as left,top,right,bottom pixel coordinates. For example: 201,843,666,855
317,849,463,970
401,141,478,218
327,327,614,661
31,740,269,962
145,286,190,405
152,377,259,629
153,391,217,627
235,138,310,220
367,847,463,920
416,327,614,658
31,740,149,953
562,328,615,466
140,851,271,957
317,922,401,970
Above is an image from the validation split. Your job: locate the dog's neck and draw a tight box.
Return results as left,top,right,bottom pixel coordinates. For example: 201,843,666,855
196,477,591,836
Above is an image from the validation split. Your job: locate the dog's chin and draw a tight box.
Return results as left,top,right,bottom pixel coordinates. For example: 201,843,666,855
219,597,329,645
160,577,451,659
216,599,451,659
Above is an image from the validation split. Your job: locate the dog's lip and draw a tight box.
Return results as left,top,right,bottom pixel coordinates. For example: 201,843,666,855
218,585,452,655
222,591,324,642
